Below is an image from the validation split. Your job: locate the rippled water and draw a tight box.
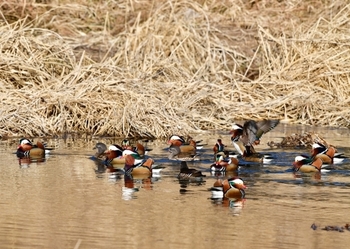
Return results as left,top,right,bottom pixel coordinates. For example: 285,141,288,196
1,124,350,249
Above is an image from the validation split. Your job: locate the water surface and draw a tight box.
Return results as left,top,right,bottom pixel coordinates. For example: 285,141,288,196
1,124,350,249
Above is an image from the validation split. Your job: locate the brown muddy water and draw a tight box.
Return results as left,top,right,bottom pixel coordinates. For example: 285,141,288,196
1,124,350,249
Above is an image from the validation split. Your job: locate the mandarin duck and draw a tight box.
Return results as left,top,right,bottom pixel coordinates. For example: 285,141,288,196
293,156,323,173
230,119,279,149
211,178,247,200
213,139,225,154
213,138,225,159
16,138,50,158
210,152,239,172
231,139,274,163
168,135,198,161
230,120,279,163
123,154,154,178
93,142,143,166
311,142,338,164
121,139,150,157
230,119,280,147
177,161,206,180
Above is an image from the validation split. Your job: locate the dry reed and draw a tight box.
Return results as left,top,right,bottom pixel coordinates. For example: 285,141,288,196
0,0,349,138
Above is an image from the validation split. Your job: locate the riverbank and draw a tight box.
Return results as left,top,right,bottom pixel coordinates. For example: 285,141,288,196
1,0,349,138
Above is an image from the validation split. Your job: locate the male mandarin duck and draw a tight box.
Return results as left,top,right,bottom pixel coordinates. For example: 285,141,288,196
211,178,247,199
168,135,198,161
211,152,239,172
311,142,339,164
213,139,225,154
177,161,206,180
168,135,197,153
213,138,226,160
123,154,154,178
93,142,143,166
16,138,50,158
94,142,124,164
121,139,150,157
181,135,204,150
293,156,323,173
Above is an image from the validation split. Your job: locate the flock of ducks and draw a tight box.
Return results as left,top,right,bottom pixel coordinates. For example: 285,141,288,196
15,119,348,204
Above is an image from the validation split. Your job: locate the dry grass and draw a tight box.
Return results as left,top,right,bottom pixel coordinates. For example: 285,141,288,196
0,0,349,138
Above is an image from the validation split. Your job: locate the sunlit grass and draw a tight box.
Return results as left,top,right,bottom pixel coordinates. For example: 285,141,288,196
0,0,349,138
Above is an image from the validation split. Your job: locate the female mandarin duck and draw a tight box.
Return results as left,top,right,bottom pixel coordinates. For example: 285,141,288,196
230,119,280,147
230,119,279,163
178,161,206,180
210,152,239,172
211,178,247,199
230,139,273,163
16,138,49,158
293,156,323,173
168,135,198,161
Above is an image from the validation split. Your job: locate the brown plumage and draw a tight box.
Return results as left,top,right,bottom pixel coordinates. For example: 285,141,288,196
293,156,323,173
124,154,153,177
16,138,46,158
230,120,279,163
168,135,197,160
178,161,205,179
211,152,239,172
230,119,280,147
213,178,247,199
311,142,336,164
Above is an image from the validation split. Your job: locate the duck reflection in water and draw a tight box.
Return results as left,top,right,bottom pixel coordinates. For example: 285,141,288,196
92,158,124,180
18,157,46,168
210,177,247,216
122,174,154,200
92,158,156,200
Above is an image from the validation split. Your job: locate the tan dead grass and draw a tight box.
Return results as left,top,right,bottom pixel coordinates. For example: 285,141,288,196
0,0,349,138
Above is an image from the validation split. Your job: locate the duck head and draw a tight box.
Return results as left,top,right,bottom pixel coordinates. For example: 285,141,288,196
93,142,108,157
214,139,225,153
293,155,310,170
168,135,186,147
121,139,134,151
18,138,33,151
105,144,123,159
228,178,247,190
